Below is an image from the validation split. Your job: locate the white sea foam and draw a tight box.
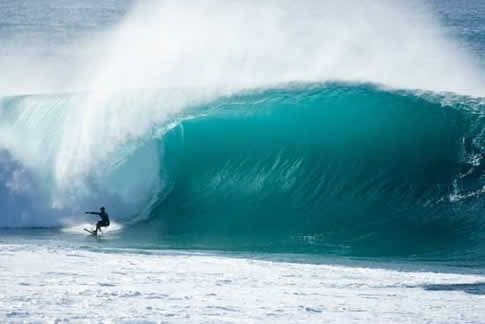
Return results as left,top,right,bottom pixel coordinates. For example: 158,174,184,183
1,242,484,322
61,222,123,235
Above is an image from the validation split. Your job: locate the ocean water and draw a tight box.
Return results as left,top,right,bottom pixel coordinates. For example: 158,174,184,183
1,0,485,322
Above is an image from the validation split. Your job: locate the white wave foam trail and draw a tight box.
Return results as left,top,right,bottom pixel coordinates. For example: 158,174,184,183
61,221,123,235
0,0,484,227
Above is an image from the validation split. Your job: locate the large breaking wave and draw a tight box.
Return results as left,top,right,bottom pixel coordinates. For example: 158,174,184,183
1,0,485,257
1,84,485,258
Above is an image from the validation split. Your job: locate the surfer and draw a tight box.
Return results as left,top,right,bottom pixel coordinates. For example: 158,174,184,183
85,207,110,235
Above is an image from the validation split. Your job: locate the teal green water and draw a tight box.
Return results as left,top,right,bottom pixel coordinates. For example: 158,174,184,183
1,83,484,262
116,84,485,260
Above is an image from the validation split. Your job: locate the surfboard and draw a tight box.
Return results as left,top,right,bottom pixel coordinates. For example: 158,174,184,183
83,228,97,235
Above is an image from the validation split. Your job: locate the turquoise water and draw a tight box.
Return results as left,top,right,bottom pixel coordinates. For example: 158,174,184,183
2,83,484,263
132,84,485,260
0,1,485,266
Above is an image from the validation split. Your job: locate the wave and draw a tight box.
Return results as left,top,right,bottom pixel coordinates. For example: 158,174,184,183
1,83,485,258
136,84,485,257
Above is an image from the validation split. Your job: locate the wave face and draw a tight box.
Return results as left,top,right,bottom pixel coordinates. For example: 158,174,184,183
135,84,484,258
1,84,485,258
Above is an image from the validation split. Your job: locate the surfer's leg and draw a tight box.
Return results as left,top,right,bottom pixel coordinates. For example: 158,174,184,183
100,220,109,232
95,221,102,234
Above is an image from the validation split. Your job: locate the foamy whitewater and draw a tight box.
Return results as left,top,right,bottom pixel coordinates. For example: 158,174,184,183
0,0,484,322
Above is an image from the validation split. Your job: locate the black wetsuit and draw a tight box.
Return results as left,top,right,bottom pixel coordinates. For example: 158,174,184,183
86,211,110,229
97,211,110,228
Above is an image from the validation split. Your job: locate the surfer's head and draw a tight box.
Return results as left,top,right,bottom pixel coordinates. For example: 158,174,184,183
100,206,105,212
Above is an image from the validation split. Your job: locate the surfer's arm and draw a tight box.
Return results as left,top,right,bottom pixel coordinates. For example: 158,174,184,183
85,211,101,215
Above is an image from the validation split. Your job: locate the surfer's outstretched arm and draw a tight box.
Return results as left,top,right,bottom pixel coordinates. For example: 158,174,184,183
85,211,101,215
